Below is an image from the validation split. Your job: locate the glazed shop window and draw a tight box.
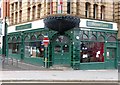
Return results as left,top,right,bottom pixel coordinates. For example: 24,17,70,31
25,42,44,58
80,42,104,63
8,37,20,54
54,45,61,53
8,43,12,54
63,45,69,52
12,43,20,54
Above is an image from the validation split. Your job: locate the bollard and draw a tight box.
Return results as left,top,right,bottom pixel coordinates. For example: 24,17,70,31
45,58,47,68
2,55,5,68
11,58,13,65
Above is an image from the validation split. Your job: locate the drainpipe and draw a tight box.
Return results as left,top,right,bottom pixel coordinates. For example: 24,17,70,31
118,39,120,70
2,17,8,57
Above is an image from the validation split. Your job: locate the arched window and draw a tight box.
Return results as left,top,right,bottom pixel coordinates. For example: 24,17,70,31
8,37,12,43
32,6,36,19
63,44,69,52
31,35,36,41
82,34,89,40
54,35,70,44
54,45,61,53
19,10,22,23
27,7,31,21
13,37,17,43
50,0,53,14
11,37,20,54
11,13,14,24
15,12,18,24
90,35,97,41
67,0,71,14
57,0,63,13
25,36,30,41
85,2,90,18
107,36,116,42
93,4,98,19
98,36,104,42
37,4,41,18
101,5,105,20
8,37,12,54
17,37,21,42
38,35,43,41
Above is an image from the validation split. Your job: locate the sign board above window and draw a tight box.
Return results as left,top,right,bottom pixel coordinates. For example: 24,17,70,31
16,23,32,30
86,21,113,29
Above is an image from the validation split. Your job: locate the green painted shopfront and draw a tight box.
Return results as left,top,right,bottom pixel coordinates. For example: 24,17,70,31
7,15,119,70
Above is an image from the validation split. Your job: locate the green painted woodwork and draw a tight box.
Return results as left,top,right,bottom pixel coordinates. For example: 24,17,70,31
106,42,117,47
52,35,71,66
86,21,113,29
105,47,116,69
118,40,120,69
23,57,44,66
80,62,104,70
72,28,80,70
8,54,21,60
16,23,32,30
7,26,118,70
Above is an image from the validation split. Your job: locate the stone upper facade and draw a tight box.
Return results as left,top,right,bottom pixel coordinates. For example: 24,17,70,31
114,0,120,39
9,0,114,25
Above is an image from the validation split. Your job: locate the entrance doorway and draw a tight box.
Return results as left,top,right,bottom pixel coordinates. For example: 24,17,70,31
52,35,71,66
106,48,116,69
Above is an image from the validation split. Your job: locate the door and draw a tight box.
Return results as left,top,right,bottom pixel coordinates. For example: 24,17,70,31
106,48,116,69
52,35,71,66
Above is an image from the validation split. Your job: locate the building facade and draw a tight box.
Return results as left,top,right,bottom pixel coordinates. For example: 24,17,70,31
114,0,120,67
7,0,119,70
0,0,10,55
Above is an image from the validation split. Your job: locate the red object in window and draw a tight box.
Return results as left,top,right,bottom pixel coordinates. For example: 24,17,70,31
50,0,53,14
60,0,63,4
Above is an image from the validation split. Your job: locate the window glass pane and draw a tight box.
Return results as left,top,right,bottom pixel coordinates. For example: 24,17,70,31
106,48,115,59
31,36,36,41
67,1,70,14
8,38,12,42
25,36,29,41
107,36,116,42
36,42,44,57
83,34,88,40
90,35,96,41
13,37,17,42
25,42,31,57
80,42,104,63
25,41,44,58
98,36,104,42
17,37,21,41
8,43,12,54
54,45,61,53
63,44,69,52
38,35,43,40
12,43,20,54
55,35,69,44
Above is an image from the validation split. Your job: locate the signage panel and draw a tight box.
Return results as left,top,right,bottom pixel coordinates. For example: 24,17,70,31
86,21,113,29
16,23,32,30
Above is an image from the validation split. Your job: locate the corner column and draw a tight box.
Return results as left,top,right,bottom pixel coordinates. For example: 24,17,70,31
72,28,80,70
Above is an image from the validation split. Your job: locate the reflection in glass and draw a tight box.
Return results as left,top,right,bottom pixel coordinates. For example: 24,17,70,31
63,45,69,52
54,45,61,53
107,36,116,42
80,42,104,63
106,48,115,59
54,35,69,44
25,41,44,58
98,36,104,42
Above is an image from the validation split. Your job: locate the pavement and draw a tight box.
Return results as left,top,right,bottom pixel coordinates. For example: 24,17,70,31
0,57,119,84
